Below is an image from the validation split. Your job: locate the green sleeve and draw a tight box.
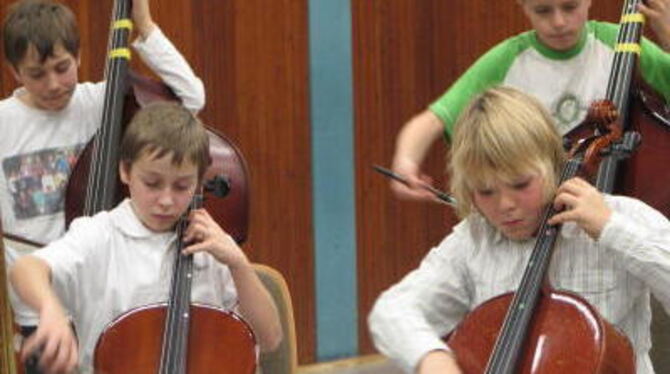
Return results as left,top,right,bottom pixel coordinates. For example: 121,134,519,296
639,38,670,103
429,33,533,139
591,21,670,103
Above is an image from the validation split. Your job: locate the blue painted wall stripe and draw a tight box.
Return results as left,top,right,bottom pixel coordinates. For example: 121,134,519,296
308,0,357,360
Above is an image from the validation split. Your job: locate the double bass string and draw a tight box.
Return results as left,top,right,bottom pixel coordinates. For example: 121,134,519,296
85,0,133,216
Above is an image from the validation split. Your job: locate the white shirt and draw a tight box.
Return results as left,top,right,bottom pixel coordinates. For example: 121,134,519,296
368,195,670,374
0,26,205,244
1,26,205,324
34,199,238,373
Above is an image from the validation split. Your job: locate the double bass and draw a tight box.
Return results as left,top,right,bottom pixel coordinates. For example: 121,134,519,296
566,0,670,214
65,0,249,244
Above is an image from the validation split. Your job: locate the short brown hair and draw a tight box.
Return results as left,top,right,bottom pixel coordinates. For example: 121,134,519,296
120,102,211,179
3,0,79,67
449,86,566,218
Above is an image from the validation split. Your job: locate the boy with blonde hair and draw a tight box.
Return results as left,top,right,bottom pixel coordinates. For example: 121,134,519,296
369,86,670,374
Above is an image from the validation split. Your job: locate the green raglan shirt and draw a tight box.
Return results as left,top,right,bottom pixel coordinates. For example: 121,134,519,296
430,21,670,139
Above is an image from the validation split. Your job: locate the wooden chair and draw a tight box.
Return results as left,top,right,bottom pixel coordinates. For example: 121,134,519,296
254,263,298,374
1,233,19,374
650,296,670,373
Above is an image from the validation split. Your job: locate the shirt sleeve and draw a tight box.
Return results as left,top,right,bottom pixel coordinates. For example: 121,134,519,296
428,34,531,139
132,27,206,112
598,196,670,311
367,228,473,373
32,215,110,317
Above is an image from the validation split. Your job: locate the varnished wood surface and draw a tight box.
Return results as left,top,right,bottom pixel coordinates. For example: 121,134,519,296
0,223,17,374
94,304,257,373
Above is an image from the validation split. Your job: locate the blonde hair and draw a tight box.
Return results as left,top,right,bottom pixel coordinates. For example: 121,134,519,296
120,102,210,179
449,86,566,218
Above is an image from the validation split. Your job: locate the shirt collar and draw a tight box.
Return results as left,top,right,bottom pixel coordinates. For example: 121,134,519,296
110,199,176,242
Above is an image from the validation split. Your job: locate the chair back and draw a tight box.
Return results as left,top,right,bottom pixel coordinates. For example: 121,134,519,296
253,264,298,374
650,296,670,372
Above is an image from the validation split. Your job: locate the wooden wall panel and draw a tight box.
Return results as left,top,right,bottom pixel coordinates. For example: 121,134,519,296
0,0,314,364
353,0,624,355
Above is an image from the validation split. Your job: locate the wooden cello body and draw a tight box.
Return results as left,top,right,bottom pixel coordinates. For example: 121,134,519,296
94,189,257,373
93,304,256,373
447,290,634,373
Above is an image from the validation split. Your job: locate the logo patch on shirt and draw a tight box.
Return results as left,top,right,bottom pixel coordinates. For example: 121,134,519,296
553,93,586,133
2,144,84,220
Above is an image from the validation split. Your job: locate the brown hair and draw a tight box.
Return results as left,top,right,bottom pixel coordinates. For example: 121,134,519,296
3,0,79,67
449,86,566,218
120,102,211,179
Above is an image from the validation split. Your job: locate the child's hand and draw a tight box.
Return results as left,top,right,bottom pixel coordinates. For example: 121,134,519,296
131,0,156,40
418,350,462,374
548,177,611,240
639,0,670,50
390,158,438,202
22,302,78,374
182,209,248,268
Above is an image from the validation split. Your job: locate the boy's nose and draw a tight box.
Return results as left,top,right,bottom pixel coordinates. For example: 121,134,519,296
497,193,516,212
551,11,567,28
45,73,61,91
157,191,175,207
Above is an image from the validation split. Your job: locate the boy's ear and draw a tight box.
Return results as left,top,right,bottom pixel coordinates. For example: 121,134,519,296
9,65,23,84
119,161,131,185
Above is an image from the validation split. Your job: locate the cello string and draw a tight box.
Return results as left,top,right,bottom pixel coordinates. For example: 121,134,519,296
485,160,581,372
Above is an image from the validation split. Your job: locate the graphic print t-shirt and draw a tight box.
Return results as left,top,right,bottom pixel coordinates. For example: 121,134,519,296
0,82,104,243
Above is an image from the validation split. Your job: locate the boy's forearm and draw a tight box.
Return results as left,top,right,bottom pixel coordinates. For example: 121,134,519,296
131,0,156,41
394,110,446,167
229,263,283,352
9,255,61,314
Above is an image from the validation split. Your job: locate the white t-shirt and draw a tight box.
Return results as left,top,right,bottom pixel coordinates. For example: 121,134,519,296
0,27,205,244
1,27,205,324
34,199,238,373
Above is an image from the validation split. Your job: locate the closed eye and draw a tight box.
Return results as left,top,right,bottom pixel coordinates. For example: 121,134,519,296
512,181,530,190
476,189,494,197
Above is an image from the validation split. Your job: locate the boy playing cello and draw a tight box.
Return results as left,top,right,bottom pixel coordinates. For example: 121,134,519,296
369,86,670,373
10,102,282,373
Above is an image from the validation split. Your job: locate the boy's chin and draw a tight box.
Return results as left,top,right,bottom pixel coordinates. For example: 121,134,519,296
500,228,536,241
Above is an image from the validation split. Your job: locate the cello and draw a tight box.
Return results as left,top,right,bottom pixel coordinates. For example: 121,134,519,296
446,104,635,373
93,189,257,373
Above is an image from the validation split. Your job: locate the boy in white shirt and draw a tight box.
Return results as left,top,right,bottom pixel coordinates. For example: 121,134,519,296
369,86,670,374
10,102,282,373
0,2,206,363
